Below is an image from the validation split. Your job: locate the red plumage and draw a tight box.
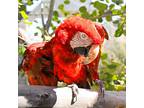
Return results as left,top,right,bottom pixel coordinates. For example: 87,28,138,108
22,16,108,88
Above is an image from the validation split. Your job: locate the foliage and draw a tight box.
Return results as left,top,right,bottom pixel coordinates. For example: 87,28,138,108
18,0,33,25
51,0,126,37
18,0,126,91
99,52,126,91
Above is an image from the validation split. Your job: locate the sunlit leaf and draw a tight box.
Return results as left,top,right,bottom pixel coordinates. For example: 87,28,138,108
58,4,64,10
23,20,32,25
92,1,108,11
121,5,126,12
112,75,118,80
112,9,121,15
109,4,115,10
27,0,33,6
106,0,110,3
20,11,28,19
64,0,70,4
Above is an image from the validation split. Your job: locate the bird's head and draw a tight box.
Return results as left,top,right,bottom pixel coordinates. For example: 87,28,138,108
55,16,108,64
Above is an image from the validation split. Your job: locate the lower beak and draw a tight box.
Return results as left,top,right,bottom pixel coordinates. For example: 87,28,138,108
83,45,100,64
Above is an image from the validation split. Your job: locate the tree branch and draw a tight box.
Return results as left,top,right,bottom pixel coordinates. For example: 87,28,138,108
41,2,45,31
94,10,126,19
18,84,126,108
46,0,55,34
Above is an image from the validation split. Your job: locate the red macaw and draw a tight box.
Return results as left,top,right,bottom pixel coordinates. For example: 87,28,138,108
22,16,108,95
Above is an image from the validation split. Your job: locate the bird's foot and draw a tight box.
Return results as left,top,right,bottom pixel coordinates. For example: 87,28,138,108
95,79,105,98
68,84,79,105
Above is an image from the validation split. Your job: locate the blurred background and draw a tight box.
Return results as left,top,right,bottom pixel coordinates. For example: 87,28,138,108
18,0,126,91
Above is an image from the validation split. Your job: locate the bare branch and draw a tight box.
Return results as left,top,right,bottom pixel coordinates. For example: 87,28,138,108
94,10,126,19
41,2,45,30
46,0,55,33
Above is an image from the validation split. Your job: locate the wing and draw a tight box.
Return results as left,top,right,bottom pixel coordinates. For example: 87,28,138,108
22,42,57,86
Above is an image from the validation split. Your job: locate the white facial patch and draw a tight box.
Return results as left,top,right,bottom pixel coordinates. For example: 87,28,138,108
83,45,99,64
70,32,93,49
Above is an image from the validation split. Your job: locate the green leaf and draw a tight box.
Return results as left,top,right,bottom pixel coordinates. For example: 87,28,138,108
123,29,126,36
53,11,59,21
53,10,59,17
27,0,33,6
98,10,104,16
93,1,108,11
113,20,119,24
112,0,123,5
23,20,32,25
112,9,121,15
64,0,70,4
81,12,90,19
19,69,25,77
91,10,97,16
121,5,126,12
80,0,86,3
106,15,112,21
98,17,103,22
107,63,117,69
106,0,110,3
57,19,61,23
109,4,115,10
20,11,28,19
79,6,87,13
101,53,108,60
34,32,38,36
58,4,64,10
112,75,118,80
115,26,123,37
64,11,70,16
18,44,26,56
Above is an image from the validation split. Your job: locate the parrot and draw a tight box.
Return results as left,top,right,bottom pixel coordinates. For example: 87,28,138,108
21,16,108,102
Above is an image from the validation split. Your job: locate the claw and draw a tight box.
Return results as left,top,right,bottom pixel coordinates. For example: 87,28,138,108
95,79,105,98
68,84,79,104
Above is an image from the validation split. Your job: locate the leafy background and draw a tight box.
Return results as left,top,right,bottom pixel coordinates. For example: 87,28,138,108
18,0,126,91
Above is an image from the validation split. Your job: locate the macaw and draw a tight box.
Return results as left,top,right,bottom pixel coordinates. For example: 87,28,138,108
22,16,108,99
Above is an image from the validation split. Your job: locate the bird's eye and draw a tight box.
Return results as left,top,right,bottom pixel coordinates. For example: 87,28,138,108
80,33,88,40
81,34,86,38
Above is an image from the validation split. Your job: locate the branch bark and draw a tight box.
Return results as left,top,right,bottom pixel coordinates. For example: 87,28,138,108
18,84,126,108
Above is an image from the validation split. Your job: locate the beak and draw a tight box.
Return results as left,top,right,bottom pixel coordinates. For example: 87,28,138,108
83,45,100,64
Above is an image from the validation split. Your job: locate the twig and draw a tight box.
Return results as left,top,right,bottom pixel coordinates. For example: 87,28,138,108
41,2,45,30
46,0,55,34
94,10,126,19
